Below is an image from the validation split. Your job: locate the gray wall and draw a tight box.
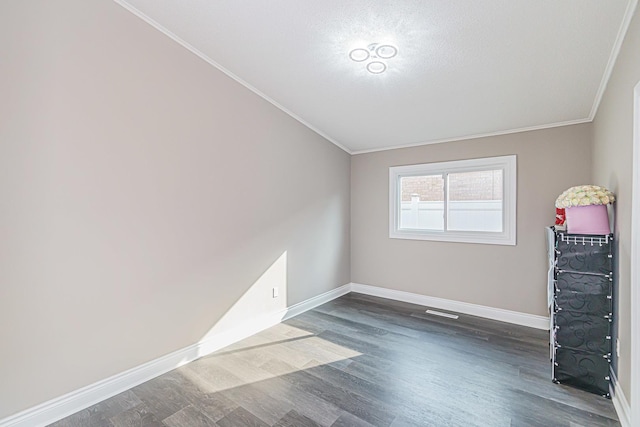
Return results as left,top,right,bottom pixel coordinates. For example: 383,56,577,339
591,4,640,405
0,0,350,418
351,124,592,316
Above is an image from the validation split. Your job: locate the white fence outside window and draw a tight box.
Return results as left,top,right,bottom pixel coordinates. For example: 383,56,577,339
400,199,503,232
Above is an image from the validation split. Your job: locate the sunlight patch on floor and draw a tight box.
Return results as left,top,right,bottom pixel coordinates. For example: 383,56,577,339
180,323,361,394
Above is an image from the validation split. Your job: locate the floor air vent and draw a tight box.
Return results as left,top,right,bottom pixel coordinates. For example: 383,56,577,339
425,309,459,319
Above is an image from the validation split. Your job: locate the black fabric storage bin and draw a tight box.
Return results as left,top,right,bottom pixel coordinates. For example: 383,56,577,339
553,347,610,397
554,310,611,353
555,236,612,275
555,271,611,295
554,290,611,316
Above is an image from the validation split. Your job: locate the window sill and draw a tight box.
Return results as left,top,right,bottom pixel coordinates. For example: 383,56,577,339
389,229,516,246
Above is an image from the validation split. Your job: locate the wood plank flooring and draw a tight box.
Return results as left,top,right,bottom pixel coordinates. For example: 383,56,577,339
49,293,620,427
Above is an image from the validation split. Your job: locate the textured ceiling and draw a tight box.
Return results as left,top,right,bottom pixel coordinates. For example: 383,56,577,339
116,1,634,153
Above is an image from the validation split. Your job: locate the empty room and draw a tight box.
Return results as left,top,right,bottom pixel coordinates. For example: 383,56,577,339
2,1,640,426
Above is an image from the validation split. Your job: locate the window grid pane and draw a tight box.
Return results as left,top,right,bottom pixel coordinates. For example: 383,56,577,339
399,175,444,230
447,169,503,232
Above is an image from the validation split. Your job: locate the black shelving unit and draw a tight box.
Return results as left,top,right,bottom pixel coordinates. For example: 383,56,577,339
551,230,614,398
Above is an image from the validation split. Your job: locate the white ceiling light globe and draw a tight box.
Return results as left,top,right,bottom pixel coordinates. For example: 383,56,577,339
367,61,387,74
349,48,370,62
376,44,397,59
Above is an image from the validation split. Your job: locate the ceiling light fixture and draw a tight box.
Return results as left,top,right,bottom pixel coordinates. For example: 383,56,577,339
348,42,398,74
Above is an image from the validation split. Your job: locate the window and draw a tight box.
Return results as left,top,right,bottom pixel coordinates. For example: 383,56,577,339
389,155,516,245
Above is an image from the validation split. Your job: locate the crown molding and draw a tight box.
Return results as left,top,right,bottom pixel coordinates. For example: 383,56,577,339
112,0,352,155
588,0,639,120
351,118,592,155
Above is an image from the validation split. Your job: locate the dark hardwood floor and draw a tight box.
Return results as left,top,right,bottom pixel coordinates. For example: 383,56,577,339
49,293,620,427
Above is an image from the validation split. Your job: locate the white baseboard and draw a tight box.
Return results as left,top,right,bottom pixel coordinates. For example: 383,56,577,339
283,284,351,321
0,284,351,427
610,370,631,427
0,342,205,427
350,282,550,330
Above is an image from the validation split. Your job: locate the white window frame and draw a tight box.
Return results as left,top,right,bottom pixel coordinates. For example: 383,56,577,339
389,155,517,245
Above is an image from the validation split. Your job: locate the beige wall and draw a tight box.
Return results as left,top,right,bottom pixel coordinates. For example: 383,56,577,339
351,124,592,316
591,4,640,405
0,0,350,418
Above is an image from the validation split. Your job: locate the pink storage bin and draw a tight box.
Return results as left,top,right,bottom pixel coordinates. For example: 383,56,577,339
566,204,611,235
